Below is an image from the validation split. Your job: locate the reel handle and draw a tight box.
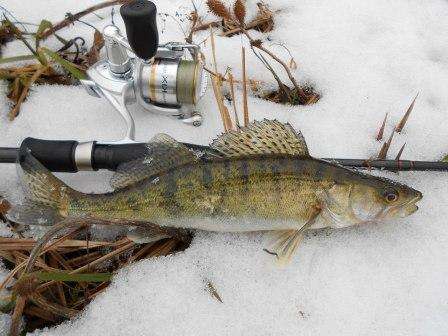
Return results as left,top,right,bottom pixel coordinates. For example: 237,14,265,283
120,0,159,60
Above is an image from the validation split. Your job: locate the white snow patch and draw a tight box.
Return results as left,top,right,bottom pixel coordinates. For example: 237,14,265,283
0,0,447,335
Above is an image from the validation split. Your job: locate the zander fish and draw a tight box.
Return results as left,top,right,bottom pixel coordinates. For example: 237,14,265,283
8,120,422,263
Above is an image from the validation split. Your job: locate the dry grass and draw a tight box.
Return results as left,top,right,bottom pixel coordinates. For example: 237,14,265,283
0,7,106,121
0,218,189,334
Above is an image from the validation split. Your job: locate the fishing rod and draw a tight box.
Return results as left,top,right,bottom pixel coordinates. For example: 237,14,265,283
1,0,447,173
1,138,447,172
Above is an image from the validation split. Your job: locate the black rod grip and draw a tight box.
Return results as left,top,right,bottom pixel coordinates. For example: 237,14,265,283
16,138,213,173
120,0,158,60
20,138,78,172
92,143,148,171
19,138,148,172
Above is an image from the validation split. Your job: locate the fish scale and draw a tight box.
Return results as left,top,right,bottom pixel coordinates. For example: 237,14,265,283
71,156,328,228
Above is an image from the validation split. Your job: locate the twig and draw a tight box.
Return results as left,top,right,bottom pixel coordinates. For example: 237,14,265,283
209,27,232,130
220,15,272,37
209,26,218,74
9,296,26,336
186,3,199,43
241,46,249,126
192,20,221,32
39,0,129,40
241,29,307,102
251,46,291,102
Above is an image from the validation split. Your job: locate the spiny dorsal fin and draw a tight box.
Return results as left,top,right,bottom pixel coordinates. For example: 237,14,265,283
111,134,197,190
210,119,309,158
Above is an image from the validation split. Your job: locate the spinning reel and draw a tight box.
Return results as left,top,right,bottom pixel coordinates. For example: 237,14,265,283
81,0,207,143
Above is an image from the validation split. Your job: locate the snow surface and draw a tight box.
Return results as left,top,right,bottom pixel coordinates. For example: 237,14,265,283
1,0,448,335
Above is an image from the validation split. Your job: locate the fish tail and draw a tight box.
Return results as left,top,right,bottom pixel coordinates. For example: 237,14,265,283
7,150,79,226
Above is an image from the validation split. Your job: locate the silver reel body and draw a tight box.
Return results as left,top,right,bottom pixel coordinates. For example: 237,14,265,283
81,24,207,143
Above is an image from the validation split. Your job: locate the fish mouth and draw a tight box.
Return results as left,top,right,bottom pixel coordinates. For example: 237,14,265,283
398,193,423,217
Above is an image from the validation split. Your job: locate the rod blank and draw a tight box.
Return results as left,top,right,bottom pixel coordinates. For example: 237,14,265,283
1,146,447,172
0,148,19,163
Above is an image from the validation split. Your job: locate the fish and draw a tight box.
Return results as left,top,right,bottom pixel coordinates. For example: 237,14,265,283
8,120,423,263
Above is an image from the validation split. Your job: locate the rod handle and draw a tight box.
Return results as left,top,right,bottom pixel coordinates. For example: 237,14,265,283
20,138,78,172
20,138,149,172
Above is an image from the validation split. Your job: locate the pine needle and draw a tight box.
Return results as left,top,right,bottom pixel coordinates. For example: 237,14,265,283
395,93,418,133
206,281,223,303
377,129,395,159
376,113,388,141
395,142,406,161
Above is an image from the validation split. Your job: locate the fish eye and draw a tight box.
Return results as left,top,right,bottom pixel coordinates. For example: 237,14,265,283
382,188,399,203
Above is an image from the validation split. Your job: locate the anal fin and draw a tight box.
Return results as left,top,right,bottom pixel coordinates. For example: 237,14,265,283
127,226,171,244
126,224,191,244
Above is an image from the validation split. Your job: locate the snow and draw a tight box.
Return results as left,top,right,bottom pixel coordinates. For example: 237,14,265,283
1,0,448,335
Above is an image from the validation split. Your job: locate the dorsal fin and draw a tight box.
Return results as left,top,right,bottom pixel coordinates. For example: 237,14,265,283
111,134,197,190
210,119,310,157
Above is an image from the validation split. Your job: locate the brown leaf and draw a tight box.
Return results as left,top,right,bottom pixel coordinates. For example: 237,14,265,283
206,0,232,20
0,198,11,222
251,39,262,47
85,30,104,66
233,0,246,25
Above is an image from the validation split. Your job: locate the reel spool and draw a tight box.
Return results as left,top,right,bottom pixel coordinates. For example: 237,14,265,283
138,58,206,107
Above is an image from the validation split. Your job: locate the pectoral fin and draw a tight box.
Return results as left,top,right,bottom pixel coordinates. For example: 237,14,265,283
265,208,321,265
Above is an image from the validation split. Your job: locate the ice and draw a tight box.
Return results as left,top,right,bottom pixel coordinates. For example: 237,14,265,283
0,0,448,335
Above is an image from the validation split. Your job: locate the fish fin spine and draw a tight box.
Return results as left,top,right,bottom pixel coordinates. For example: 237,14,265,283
210,119,310,158
111,134,198,190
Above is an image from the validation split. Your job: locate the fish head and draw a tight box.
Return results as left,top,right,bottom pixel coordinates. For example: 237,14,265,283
321,175,422,227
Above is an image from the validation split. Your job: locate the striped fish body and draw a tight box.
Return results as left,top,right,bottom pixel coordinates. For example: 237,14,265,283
68,155,335,232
